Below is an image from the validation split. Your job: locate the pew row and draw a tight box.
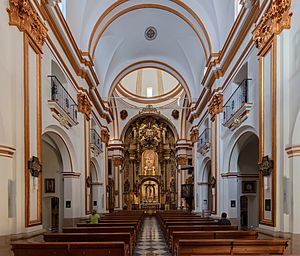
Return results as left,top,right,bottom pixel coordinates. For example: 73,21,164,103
44,232,133,255
11,241,129,256
170,230,258,253
175,239,288,256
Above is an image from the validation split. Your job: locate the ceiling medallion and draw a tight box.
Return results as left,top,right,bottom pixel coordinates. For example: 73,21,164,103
145,26,157,41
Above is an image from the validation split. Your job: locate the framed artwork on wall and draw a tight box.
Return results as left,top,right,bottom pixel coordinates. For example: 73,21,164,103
242,181,256,193
45,178,55,193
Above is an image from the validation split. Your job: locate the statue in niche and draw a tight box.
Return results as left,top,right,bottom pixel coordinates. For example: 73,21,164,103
124,179,130,193
160,123,167,144
170,178,176,193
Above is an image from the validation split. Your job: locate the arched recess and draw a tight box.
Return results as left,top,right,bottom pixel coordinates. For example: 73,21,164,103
42,128,74,232
223,125,258,174
43,125,78,172
108,60,192,103
201,159,213,212
227,131,259,229
90,159,98,211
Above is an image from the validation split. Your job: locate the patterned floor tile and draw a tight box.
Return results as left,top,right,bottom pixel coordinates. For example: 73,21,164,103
134,216,171,256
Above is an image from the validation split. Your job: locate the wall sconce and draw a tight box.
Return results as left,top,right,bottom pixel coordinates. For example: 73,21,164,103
28,156,42,177
258,155,273,176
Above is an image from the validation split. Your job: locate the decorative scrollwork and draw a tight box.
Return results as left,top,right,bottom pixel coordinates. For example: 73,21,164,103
253,0,292,51
7,0,48,52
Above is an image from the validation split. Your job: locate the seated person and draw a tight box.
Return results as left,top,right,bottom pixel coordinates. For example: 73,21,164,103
217,212,231,225
89,209,100,224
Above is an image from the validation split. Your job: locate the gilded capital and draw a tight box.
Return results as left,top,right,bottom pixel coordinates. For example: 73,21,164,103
190,128,199,144
112,157,123,167
208,93,223,122
101,130,110,144
177,156,187,166
253,0,292,51
77,92,92,120
7,0,48,52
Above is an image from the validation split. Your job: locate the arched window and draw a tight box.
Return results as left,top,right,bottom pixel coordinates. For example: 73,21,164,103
235,0,243,19
58,0,67,18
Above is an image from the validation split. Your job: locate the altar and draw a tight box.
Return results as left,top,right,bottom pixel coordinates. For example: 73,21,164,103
140,202,160,210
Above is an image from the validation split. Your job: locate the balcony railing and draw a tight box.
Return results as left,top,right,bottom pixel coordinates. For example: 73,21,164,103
197,128,210,152
91,129,102,152
49,75,78,122
223,79,252,124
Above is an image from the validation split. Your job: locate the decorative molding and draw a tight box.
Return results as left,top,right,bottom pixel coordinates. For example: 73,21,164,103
223,103,252,130
0,145,16,158
77,92,92,120
101,130,110,144
7,0,48,52
252,0,292,51
285,145,300,158
208,93,223,121
48,100,78,129
62,172,81,178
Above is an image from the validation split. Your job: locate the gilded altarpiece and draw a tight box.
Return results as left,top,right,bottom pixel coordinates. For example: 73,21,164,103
123,117,177,210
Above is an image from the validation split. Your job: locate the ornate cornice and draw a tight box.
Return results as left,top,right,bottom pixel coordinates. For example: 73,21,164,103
253,0,292,51
208,93,223,122
77,92,92,120
7,0,48,52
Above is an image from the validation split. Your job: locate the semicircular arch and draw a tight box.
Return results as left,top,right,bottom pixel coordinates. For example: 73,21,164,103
43,125,78,173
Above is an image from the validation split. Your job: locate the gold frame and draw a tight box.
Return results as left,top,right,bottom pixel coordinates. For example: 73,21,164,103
258,38,277,226
24,34,43,227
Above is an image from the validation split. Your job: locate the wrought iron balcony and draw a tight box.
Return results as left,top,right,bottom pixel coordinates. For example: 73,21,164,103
223,79,252,129
91,129,102,153
49,75,78,123
197,128,210,154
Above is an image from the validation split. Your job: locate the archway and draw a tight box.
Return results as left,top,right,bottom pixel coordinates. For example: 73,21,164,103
90,160,101,212
200,160,213,215
229,132,259,229
42,133,66,231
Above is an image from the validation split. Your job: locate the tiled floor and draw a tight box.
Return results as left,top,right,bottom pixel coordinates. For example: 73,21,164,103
134,216,171,256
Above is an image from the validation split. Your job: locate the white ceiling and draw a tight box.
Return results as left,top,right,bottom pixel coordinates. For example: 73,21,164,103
64,0,236,100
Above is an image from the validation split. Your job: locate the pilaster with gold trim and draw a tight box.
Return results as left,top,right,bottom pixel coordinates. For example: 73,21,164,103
252,0,292,227
77,92,93,214
208,93,223,214
7,0,48,227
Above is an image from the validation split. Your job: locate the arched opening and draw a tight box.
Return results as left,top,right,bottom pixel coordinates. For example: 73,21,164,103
42,133,66,232
90,160,101,212
201,160,213,213
229,132,259,229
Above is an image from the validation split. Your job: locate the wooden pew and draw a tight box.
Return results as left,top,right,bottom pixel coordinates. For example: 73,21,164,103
11,241,129,256
170,230,258,253
166,225,238,243
44,232,133,255
175,239,288,256
63,226,137,245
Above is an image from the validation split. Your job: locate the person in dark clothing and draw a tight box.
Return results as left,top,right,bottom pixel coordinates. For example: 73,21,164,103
217,212,231,225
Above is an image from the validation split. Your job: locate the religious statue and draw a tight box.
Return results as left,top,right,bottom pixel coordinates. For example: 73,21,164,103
124,179,130,193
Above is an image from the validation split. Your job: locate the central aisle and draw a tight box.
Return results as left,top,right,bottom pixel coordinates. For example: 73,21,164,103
134,216,171,256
